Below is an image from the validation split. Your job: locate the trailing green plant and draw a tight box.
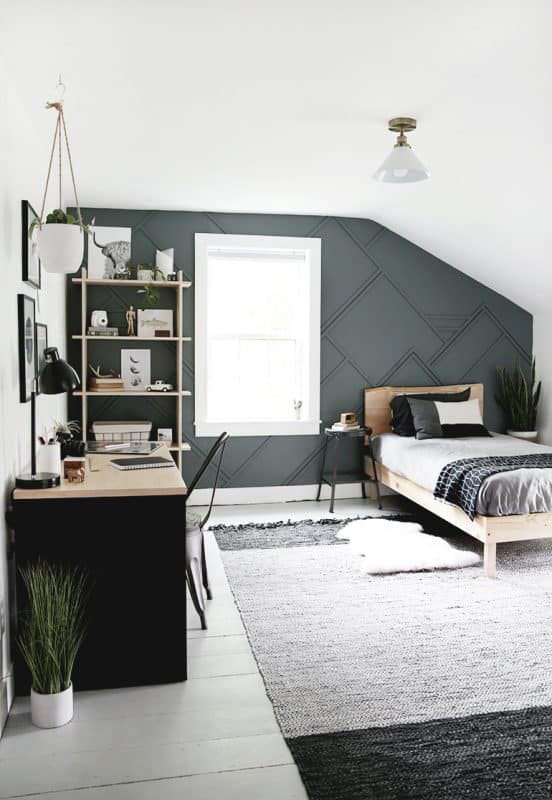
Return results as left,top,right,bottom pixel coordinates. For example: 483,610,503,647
137,266,165,306
138,284,159,306
29,209,89,236
17,562,89,695
496,358,542,431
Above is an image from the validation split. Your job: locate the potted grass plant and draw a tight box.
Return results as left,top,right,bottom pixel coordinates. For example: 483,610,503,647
17,562,89,728
496,358,542,442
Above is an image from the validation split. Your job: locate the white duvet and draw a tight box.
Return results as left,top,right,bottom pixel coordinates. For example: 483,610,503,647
372,432,552,516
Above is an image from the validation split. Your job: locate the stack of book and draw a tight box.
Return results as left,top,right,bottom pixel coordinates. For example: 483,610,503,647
88,327,119,337
331,411,360,431
89,376,125,392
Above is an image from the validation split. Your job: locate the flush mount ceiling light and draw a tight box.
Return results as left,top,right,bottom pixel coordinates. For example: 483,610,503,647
373,117,430,183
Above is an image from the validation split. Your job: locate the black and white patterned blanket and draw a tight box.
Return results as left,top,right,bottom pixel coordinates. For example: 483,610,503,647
434,454,552,520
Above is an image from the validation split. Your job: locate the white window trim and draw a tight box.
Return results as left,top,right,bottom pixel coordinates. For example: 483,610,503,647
194,233,321,437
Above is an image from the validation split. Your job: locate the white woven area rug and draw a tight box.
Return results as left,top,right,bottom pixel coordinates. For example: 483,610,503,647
336,518,480,573
213,516,552,798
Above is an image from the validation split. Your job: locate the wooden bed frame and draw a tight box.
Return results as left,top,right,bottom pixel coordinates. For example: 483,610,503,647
364,384,552,577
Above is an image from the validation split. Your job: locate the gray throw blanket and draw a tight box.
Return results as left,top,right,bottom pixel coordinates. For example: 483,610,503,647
434,454,552,520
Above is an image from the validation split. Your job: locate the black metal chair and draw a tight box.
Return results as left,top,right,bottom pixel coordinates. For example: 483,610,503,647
185,432,229,630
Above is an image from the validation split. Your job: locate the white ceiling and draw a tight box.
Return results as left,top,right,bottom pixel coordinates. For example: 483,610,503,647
3,0,552,313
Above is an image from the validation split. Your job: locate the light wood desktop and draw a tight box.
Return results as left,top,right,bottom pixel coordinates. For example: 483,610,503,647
13,445,187,501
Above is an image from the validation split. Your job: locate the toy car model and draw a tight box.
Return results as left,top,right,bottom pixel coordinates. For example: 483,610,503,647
146,380,173,392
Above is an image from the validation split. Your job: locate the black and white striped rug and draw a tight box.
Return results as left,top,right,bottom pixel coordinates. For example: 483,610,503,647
213,515,552,800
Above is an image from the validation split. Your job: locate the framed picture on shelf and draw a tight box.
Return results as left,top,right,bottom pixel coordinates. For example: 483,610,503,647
121,349,151,391
157,428,173,444
88,226,131,279
18,294,36,403
137,309,173,338
35,323,48,393
21,200,41,289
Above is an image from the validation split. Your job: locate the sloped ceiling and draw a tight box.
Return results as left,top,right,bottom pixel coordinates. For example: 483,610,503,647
2,0,551,319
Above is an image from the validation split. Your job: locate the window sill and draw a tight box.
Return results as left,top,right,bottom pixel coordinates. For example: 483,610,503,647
195,420,320,437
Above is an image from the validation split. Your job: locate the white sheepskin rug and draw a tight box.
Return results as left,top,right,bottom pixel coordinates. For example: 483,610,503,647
336,519,480,574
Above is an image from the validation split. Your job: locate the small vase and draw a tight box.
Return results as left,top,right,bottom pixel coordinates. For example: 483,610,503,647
31,683,73,728
38,224,84,274
38,442,61,476
137,269,153,281
507,429,538,443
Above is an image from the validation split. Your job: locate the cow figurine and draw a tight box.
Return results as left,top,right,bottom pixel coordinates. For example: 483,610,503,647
66,466,85,483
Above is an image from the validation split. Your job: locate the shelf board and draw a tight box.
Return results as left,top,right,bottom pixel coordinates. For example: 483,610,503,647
75,390,192,397
168,442,192,452
72,277,192,288
73,335,183,342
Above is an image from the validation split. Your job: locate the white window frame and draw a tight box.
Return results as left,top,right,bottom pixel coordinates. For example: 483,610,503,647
194,233,321,437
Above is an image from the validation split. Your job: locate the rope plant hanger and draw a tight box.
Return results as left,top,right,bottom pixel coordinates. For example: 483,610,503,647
36,78,86,274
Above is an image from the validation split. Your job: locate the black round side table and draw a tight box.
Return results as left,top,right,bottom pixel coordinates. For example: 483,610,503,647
316,425,382,514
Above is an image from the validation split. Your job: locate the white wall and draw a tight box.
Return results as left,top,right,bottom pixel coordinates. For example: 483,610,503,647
0,64,67,734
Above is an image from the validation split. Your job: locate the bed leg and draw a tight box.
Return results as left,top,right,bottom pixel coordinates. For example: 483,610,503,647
484,541,496,578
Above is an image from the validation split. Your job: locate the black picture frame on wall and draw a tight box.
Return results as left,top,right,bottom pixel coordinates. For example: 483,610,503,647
18,294,36,403
35,323,48,395
21,200,41,289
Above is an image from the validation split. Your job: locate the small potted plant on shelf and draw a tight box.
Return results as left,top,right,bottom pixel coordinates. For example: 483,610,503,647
137,266,166,306
496,358,542,442
18,562,89,728
31,209,87,275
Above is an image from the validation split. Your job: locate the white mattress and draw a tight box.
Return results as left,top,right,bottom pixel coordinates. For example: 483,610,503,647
372,432,552,516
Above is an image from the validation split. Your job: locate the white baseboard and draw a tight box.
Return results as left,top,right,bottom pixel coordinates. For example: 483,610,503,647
0,671,13,740
188,482,392,507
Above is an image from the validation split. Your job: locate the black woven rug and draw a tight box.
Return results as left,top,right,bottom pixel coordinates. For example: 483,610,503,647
212,513,552,800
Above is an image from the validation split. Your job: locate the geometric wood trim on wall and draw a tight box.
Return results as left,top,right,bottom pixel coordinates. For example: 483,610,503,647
69,208,533,489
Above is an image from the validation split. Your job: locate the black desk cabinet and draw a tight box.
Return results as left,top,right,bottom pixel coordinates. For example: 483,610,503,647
12,493,187,694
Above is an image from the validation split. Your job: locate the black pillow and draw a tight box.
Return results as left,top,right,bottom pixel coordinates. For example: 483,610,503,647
390,388,471,436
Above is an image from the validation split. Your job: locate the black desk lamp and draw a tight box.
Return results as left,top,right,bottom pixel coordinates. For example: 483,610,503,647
16,347,80,489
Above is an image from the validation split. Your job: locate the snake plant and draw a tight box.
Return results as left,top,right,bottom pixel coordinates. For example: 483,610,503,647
496,359,541,431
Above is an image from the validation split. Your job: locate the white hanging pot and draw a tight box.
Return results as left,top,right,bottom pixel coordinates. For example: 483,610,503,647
31,683,73,728
507,429,538,443
38,224,84,274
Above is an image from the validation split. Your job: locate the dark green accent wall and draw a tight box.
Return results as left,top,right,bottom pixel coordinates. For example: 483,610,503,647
68,209,532,489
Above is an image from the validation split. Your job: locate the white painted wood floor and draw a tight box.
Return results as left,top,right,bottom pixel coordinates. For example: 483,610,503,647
0,497,403,799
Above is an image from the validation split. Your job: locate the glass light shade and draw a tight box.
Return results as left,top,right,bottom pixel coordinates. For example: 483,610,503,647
373,145,430,183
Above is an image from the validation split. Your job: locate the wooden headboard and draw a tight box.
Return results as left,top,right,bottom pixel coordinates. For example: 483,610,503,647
364,384,484,436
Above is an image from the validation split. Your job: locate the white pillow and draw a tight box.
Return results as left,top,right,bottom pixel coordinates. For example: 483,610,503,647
434,398,483,426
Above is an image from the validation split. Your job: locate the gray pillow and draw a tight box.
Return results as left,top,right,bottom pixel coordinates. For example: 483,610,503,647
407,398,443,440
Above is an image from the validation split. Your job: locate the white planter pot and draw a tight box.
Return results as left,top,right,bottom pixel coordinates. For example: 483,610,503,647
31,683,73,728
137,269,153,281
507,429,538,443
38,442,61,476
38,224,84,274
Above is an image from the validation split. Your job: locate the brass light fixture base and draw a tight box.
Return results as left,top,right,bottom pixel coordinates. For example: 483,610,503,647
388,117,417,133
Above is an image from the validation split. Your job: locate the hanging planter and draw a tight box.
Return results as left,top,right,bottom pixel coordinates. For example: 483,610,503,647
35,82,87,274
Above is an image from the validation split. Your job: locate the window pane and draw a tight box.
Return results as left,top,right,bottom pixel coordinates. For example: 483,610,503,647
207,338,297,421
207,255,302,337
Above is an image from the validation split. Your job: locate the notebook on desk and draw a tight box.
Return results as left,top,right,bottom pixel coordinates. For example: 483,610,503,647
110,456,174,471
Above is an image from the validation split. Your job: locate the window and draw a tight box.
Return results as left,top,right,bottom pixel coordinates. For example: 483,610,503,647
195,233,321,437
